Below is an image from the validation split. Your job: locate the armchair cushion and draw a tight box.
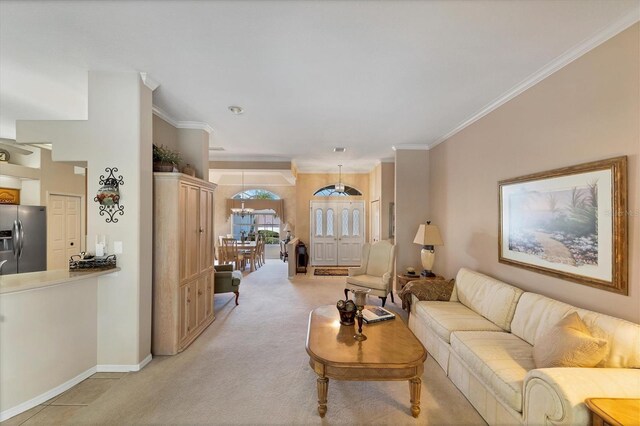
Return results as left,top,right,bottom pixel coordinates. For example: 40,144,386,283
346,241,396,298
346,274,387,291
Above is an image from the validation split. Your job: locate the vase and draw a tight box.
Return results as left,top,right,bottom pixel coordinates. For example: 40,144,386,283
182,164,196,176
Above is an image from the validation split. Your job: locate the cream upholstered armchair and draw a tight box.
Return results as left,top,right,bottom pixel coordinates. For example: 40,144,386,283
344,240,396,307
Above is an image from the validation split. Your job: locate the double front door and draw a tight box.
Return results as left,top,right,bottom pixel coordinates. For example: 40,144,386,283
310,200,364,266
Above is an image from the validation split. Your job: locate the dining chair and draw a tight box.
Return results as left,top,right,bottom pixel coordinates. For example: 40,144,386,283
260,237,266,265
255,237,265,268
222,238,245,270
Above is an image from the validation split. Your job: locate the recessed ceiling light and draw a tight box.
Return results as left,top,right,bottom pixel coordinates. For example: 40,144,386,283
228,106,244,115
333,147,346,153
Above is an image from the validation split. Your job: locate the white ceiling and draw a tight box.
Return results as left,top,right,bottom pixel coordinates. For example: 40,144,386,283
1,1,638,172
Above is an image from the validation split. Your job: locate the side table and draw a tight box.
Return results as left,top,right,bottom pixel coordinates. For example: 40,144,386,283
585,398,640,426
397,274,444,292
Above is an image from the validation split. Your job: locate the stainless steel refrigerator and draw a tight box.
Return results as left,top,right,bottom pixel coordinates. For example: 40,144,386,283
0,205,47,275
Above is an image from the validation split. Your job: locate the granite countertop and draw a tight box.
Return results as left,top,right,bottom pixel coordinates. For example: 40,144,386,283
0,268,120,295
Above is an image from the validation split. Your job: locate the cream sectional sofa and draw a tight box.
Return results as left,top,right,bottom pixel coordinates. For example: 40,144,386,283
408,268,640,425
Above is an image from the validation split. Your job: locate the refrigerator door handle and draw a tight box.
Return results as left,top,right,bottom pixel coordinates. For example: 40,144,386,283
12,220,20,259
18,219,25,259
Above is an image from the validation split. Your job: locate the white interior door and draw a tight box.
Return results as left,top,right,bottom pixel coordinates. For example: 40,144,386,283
311,200,364,266
48,194,82,270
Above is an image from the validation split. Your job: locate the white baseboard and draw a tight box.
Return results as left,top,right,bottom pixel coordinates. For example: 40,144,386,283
1,355,152,422
0,366,96,422
96,353,153,373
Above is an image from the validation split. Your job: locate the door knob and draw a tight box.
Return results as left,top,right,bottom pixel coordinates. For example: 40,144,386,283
70,242,74,246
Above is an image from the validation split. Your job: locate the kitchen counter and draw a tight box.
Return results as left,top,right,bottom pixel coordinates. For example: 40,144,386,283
0,268,120,295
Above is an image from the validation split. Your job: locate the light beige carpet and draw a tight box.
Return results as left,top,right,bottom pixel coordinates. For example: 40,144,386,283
27,261,485,425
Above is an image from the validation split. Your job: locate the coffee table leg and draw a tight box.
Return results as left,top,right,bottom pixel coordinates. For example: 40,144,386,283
317,377,329,417
409,377,421,418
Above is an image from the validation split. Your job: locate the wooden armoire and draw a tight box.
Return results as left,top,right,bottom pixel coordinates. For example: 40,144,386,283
152,173,217,355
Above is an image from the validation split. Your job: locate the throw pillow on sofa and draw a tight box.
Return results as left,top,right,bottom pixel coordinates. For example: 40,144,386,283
533,312,608,368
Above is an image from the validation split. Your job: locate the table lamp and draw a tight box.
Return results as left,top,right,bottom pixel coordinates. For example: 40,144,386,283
413,221,444,277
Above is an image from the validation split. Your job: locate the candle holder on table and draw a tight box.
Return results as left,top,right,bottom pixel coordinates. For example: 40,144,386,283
350,288,370,341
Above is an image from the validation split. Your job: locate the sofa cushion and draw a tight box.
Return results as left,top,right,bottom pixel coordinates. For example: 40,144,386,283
414,301,503,343
533,312,607,368
450,331,535,412
511,292,640,368
346,275,386,290
454,268,523,331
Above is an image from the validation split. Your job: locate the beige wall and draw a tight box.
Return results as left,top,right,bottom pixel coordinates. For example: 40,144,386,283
214,184,296,245
368,162,395,242
177,128,209,180
39,148,85,205
429,24,639,322
295,172,370,247
381,162,395,241
152,116,209,180
0,278,98,413
395,150,429,275
152,115,178,151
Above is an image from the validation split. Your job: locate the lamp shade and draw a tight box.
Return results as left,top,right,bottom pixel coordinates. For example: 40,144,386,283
413,223,444,246
283,222,293,233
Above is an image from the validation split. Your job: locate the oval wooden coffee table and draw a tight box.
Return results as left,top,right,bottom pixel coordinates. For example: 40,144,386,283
305,305,427,418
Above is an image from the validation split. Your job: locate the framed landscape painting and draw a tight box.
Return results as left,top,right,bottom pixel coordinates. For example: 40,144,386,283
499,156,627,294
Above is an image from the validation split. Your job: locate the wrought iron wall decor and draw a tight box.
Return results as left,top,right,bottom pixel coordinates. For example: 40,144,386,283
94,167,125,223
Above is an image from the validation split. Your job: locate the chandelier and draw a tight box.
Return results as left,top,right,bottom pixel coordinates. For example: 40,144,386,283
231,171,254,217
335,164,345,193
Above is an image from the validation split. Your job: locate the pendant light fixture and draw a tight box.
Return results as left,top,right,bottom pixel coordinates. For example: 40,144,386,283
335,164,345,193
230,171,254,218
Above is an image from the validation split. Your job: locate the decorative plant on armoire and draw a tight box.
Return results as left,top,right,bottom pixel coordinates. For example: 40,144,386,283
153,144,182,172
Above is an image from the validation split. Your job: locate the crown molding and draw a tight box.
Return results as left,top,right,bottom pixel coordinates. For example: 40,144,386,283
139,72,159,91
152,105,214,134
392,144,429,151
175,121,214,134
429,9,640,149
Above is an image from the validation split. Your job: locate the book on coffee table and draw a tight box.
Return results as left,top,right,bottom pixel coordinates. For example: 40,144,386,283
362,306,396,323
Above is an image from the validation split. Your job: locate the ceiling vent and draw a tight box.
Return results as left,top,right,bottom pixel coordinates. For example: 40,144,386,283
333,147,346,153
209,147,225,151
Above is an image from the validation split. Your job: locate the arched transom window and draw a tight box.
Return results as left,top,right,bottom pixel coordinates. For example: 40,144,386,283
313,185,362,196
233,189,280,199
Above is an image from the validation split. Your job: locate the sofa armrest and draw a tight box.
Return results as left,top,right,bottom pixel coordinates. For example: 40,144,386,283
382,272,391,286
348,266,366,276
523,368,640,425
399,279,455,311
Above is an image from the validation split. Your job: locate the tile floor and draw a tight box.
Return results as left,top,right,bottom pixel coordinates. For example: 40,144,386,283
1,373,126,426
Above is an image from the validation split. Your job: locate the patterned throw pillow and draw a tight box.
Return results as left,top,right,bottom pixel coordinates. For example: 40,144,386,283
533,312,608,368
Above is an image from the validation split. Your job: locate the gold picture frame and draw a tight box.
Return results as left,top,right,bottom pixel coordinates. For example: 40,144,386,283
498,156,627,295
